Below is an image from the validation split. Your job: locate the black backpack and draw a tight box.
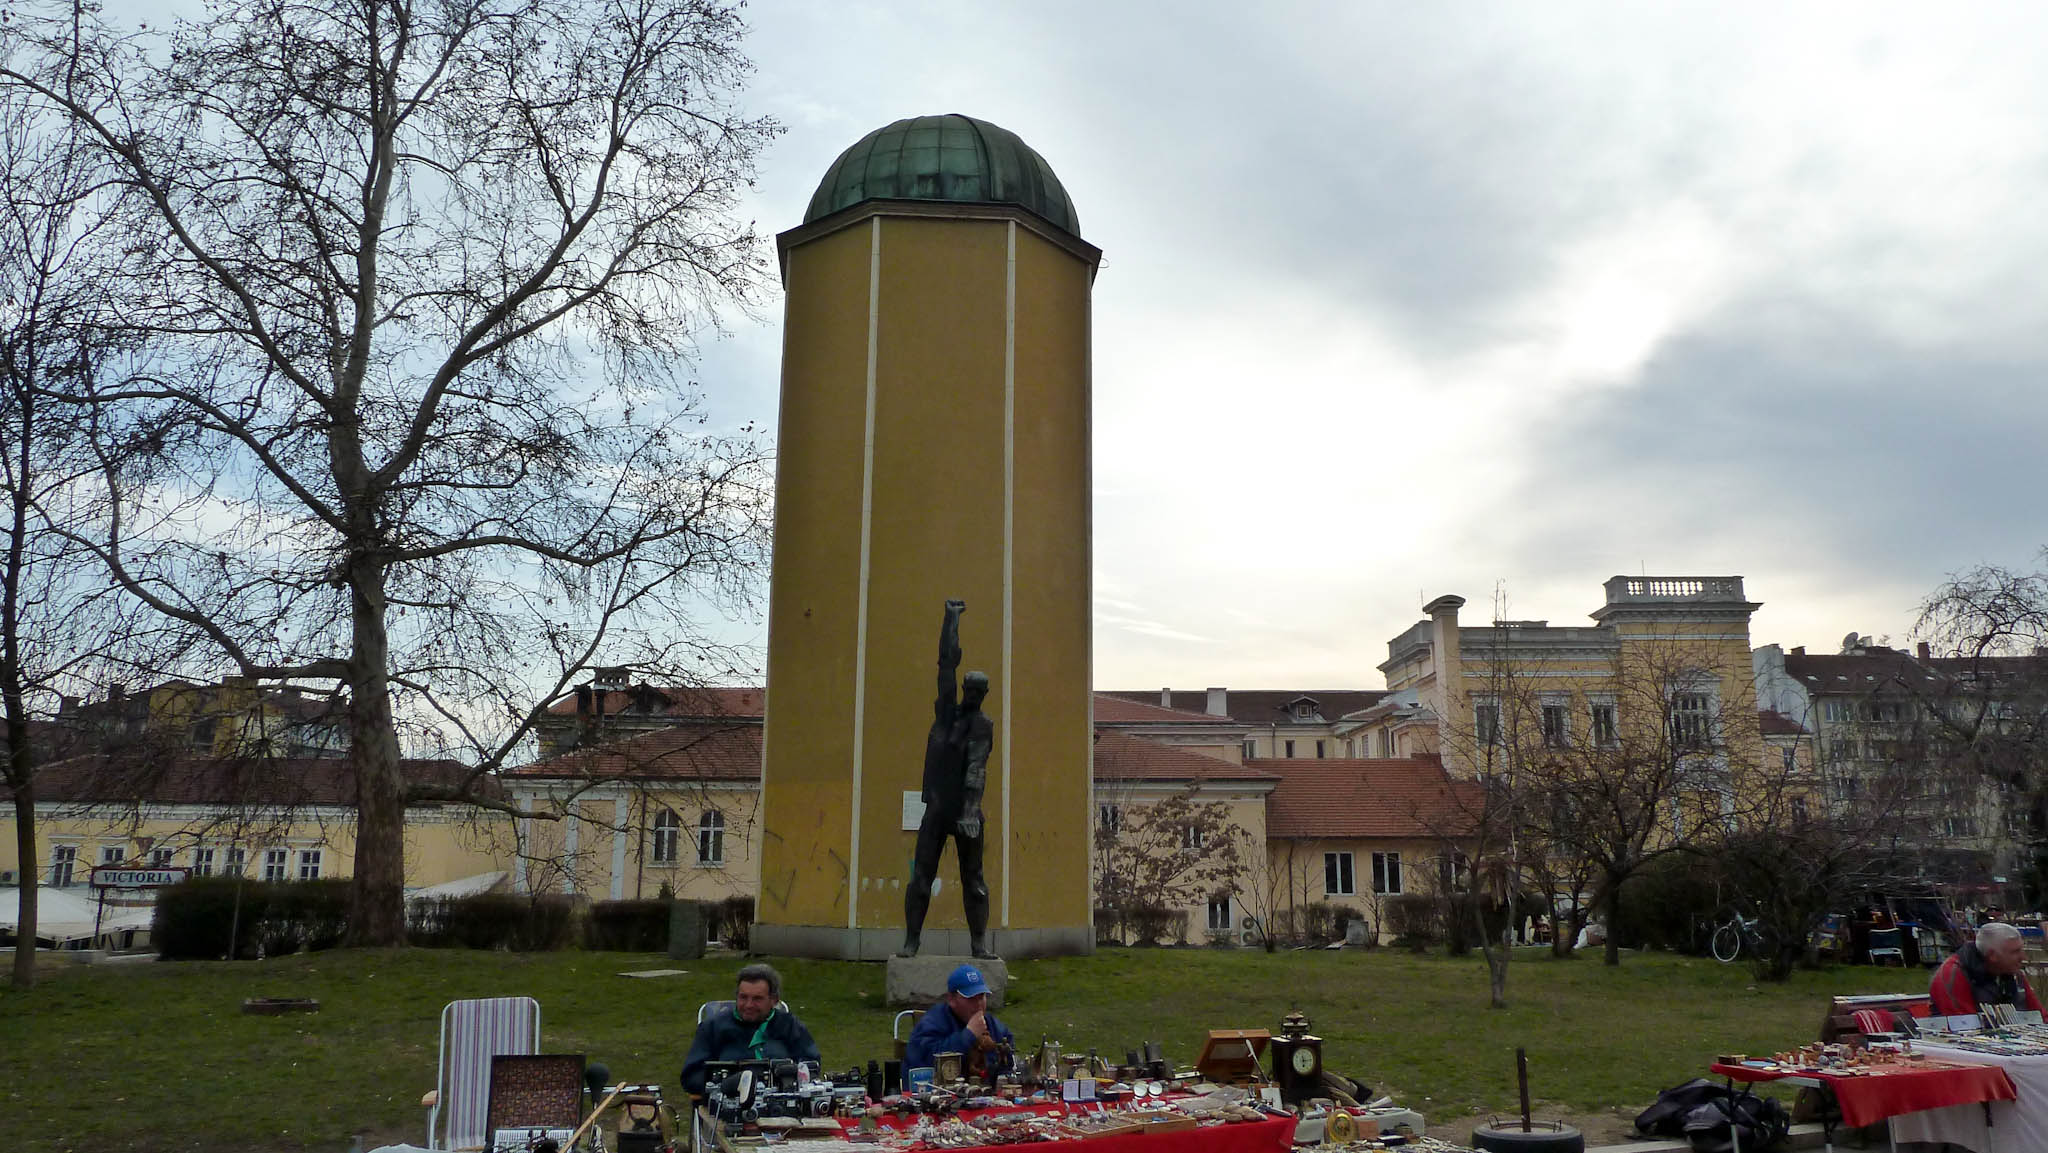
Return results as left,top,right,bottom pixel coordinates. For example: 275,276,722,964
1682,1091,1792,1153
1634,1079,1730,1138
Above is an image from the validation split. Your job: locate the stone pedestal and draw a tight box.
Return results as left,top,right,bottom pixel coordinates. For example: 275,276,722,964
886,954,1008,1009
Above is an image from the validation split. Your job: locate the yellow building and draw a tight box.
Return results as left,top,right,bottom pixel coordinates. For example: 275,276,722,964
56,678,347,759
756,115,1099,959
1,754,512,919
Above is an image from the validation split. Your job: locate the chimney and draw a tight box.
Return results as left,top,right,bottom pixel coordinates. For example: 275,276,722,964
108,683,127,704
60,695,80,715
1917,641,1932,660
574,684,592,716
1790,646,1805,657
1160,687,1172,708
1423,595,1466,758
1205,687,1228,717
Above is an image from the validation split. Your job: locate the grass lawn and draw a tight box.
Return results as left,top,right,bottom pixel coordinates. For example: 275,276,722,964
0,944,1924,1152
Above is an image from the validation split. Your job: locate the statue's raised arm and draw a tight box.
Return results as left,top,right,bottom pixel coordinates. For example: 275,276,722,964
936,598,965,721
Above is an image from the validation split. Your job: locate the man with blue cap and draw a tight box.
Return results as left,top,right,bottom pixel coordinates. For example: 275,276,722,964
905,962,1014,1075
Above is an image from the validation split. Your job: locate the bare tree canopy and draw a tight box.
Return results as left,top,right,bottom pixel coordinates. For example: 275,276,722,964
1,0,778,944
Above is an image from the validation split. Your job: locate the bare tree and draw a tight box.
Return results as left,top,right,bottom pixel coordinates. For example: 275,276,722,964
2,0,777,943
1092,784,1249,946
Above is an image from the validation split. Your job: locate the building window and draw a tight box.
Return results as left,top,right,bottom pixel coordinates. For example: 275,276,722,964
1324,852,1355,896
261,848,289,882
193,847,216,877
1379,731,1395,757
697,810,725,866
224,847,248,877
49,845,77,887
1475,702,1501,746
297,849,322,880
1315,740,1326,759
150,847,176,869
1345,738,1356,756
1371,852,1403,895
1822,699,1852,723
1098,804,1121,834
1294,703,1313,720
1782,747,1797,772
1792,797,1809,825
1243,739,1257,760
651,809,681,865
1590,704,1618,746
1207,895,1232,931
1284,739,1295,758
1670,692,1712,750
1183,824,1206,850
1541,704,1569,748
99,845,124,867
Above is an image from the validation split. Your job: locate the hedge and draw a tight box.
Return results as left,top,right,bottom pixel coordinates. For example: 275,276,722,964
154,876,352,961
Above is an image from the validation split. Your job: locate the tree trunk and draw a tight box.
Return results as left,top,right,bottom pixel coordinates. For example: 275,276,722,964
7,766,34,988
343,563,408,947
1478,903,1508,1008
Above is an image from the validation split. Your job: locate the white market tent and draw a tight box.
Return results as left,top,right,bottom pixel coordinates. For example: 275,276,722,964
0,885,156,946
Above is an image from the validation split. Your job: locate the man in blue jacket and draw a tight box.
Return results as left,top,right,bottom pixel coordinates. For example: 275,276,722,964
905,963,1014,1076
679,963,822,1098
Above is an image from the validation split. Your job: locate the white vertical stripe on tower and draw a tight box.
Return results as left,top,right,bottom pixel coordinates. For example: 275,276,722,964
1001,219,1017,929
848,216,882,931
563,809,579,895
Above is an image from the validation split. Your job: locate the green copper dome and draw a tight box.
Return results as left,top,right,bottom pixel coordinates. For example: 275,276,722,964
805,114,1079,235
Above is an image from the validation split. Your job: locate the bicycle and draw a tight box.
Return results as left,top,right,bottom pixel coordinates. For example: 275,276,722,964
1711,911,1766,963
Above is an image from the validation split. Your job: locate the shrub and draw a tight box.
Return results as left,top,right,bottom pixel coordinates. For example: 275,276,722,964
1618,855,1722,953
585,899,670,951
707,895,754,950
407,892,579,951
1384,893,1440,951
154,876,351,960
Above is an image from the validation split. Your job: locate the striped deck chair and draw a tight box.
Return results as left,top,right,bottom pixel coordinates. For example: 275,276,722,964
425,996,542,1150
1851,1007,1894,1035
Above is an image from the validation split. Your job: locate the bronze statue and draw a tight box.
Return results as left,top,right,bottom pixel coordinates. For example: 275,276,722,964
900,598,996,959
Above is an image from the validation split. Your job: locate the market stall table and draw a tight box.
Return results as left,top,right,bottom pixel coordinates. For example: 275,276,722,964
1887,1041,2048,1153
697,1095,1298,1152
1711,1059,2016,1151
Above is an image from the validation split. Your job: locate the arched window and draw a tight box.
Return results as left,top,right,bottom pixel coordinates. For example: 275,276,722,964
651,809,681,865
697,810,726,866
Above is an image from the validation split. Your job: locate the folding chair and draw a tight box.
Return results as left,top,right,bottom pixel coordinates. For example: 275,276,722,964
425,996,543,1150
1867,928,1906,966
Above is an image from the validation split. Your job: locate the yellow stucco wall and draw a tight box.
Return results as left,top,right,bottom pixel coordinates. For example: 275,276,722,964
758,208,1095,953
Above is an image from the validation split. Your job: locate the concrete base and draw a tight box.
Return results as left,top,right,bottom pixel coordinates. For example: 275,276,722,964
886,954,1008,1008
749,923,1092,961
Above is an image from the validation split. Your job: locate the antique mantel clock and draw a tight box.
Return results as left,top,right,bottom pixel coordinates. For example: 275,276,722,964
1270,1010,1323,1105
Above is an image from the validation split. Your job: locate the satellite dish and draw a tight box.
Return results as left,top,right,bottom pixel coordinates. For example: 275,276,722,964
1842,632,1861,651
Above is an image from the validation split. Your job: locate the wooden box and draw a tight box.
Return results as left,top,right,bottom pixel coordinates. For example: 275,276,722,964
1194,1029,1271,1084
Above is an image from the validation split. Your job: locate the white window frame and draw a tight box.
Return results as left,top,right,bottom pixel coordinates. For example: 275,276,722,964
1097,803,1121,834
1183,824,1206,851
1324,851,1356,896
225,846,248,877
651,808,681,865
1540,701,1570,748
1371,851,1403,895
49,844,78,887
150,846,177,869
192,847,216,877
1207,895,1233,932
261,847,289,882
297,848,322,880
99,844,125,868
1474,699,1501,746
1589,700,1619,747
696,810,725,867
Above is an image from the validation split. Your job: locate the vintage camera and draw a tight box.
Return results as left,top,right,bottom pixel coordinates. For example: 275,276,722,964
705,1062,770,1125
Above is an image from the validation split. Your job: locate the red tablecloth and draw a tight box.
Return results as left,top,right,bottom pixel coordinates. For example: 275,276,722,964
1711,1060,2017,1128
838,1098,1297,1153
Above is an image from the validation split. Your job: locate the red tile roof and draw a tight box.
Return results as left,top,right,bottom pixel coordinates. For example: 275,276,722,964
1102,689,1391,726
1091,729,1278,783
1090,696,1244,726
543,685,765,718
507,722,764,781
1265,757,1480,840
13,753,494,806
1758,709,1809,736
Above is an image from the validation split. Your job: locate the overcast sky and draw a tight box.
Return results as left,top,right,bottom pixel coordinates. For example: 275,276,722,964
113,0,2046,692
688,2,2048,690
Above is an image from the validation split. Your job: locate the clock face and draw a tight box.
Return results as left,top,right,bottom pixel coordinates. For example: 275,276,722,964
1291,1047,1318,1075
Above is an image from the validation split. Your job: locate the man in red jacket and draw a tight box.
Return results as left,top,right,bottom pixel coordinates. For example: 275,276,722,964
1930,922,2045,1016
